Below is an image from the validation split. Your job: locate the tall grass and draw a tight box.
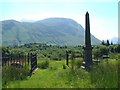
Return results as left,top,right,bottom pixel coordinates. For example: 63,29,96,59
37,60,49,69
90,60,118,88
3,59,118,88
2,66,29,87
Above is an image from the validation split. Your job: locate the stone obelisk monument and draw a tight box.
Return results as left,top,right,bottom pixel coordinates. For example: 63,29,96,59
84,12,92,69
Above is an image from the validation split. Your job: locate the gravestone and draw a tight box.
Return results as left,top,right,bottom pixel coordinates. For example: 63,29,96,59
83,12,93,70
11,62,23,68
102,55,109,63
71,51,75,70
66,51,69,66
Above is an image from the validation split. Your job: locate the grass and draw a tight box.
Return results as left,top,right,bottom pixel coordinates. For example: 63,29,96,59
3,58,118,88
91,60,118,88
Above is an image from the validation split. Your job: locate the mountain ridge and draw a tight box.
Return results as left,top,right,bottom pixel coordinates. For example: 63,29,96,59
2,18,101,46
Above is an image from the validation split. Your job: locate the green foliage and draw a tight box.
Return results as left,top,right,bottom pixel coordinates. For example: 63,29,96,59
99,46,109,55
101,40,105,45
63,64,67,69
93,44,120,60
37,60,49,69
2,47,10,54
75,58,84,69
3,59,118,88
117,54,120,59
2,66,28,87
93,49,100,59
111,41,113,45
109,53,120,59
106,40,110,46
2,43,119,88
101,40,110,46
93,45,110,59
116,45,120,53
90,62,118,88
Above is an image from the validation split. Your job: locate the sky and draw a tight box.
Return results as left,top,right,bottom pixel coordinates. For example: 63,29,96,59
0,0,119,41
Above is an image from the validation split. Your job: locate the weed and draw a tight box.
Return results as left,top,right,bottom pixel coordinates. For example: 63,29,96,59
2,66,28,87
37,60,49,69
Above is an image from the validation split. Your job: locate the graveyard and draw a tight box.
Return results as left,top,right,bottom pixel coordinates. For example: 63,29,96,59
1,42,119,88
1,12,119,88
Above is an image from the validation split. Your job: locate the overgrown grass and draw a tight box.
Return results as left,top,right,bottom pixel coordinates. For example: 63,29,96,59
90,60,118,88
3,58,118,88
37,60,49,69
2,66,29,87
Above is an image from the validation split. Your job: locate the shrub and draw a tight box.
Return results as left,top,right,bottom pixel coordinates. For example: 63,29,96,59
75,58,83,69
37,60,49,69
63,64,66,69
49,66,57,70
117,54,120,59
2,66,28,87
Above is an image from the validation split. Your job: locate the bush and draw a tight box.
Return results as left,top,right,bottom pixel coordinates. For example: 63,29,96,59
49,66,57,70
75,58,83,69
63,64,66,69
2,66,28,87
117,54,120,59
38,60,49,69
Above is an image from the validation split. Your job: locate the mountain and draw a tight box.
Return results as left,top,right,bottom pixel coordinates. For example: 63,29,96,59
2,18,101,46
110,37,120,44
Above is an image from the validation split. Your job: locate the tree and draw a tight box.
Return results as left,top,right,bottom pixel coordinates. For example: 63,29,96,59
2,47,10,55
109,46,114,53
93,49,100,59
106,40,110,46
99,46,109,56
116,45,120,53
101,40,105,45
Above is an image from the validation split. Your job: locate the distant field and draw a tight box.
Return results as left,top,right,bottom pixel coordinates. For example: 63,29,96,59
4,58,118,88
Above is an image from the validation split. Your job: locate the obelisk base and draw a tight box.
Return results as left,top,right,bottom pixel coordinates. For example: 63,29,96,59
83,46,93,70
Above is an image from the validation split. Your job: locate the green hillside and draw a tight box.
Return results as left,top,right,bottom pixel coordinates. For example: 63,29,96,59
2,18,101,46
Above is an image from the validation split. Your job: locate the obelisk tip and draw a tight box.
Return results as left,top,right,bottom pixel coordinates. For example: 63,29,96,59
86,11,89,15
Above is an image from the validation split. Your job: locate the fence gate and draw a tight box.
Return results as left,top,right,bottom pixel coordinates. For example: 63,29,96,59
30,53,37,73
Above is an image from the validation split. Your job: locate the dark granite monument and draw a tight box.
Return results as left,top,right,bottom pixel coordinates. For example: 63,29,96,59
83,12,93,69
66,51,69,66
